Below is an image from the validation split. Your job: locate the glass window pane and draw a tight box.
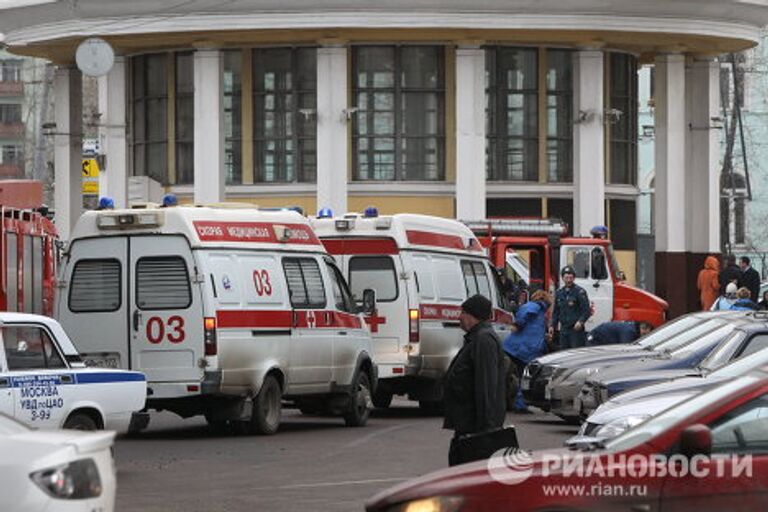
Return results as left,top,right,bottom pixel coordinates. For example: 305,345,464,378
69,259,121,313
400,47,442,88
136,257,191,310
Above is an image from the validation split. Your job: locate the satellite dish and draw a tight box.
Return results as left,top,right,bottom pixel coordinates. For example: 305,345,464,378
75,37,115,77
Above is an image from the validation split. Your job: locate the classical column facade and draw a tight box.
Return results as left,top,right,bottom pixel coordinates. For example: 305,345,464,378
53,66,83,241
572,49,606,236
193,49,225,204
316,44,348,215
654,54,688,316
455,45,486,220
98,56,128,208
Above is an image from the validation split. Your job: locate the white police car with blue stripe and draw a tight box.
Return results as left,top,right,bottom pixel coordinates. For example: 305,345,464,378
0,313,147,433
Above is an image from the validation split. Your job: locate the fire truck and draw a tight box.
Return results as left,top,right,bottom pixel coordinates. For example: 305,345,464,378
0,206,58,316
463,218,668,328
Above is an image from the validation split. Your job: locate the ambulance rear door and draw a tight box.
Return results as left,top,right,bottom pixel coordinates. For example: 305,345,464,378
129,236,205,383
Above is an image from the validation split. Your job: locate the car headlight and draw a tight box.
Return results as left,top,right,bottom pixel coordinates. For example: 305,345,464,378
594,414,651,440
386,496,464,512
30,458,102,500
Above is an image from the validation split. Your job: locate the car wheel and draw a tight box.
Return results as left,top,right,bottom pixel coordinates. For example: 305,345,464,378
250,375,282,435
344,371,372,427
372,386,393,409
63,412,98,431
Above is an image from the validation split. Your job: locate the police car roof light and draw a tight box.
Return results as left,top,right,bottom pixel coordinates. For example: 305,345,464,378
363,206,379,218
317,207,333,218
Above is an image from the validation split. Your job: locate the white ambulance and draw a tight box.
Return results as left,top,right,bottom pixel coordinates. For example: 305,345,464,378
311,210,514,412
56,206,377,434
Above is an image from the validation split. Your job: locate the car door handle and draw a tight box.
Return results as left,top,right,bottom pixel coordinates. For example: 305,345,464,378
60,375,73,384
0,378,8,388
133,310,142,332
338,331,348,336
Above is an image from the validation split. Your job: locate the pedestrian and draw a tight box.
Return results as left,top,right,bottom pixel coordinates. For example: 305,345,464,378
719,254,742,296
731,287,758,311
697,255,720,311
443,294,507,466
758,290,768,311
549,266,591,350
586,320,653,346
502,290,552,413
711,282,739,311
739,256,761,302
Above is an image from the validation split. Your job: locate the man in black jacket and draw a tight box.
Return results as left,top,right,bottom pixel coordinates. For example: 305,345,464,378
740,256,761,302
719,254,742,295
443,294,507,466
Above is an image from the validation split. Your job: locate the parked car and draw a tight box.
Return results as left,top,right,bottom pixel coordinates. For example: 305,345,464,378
575,314,765,417
0,313,147,432
525,311,744,421
366,366,768,512
569,320,768,443
0,412,116,512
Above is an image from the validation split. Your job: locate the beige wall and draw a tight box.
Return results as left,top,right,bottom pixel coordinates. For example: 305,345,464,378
614,249,637,286
349,196,454,217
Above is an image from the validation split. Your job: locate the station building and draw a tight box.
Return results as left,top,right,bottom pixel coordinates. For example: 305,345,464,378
1,0,768,314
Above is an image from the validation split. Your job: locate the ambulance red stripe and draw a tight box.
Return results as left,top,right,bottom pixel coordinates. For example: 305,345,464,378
405,230,483,252
216,309,362,329
320,237,399,255
419,304,513,324
193,221,321,245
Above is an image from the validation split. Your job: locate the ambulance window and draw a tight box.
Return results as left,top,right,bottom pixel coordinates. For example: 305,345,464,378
3,325,65,370
283,258,327,308
136,257,192,310
348,256,398,302
327,263,355,312
461,261,491,300
412,255,436,300
434,256,464,301
69,259,122,313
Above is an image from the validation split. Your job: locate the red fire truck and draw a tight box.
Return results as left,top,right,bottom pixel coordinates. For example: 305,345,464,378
463,218,667,327
0,206,57,316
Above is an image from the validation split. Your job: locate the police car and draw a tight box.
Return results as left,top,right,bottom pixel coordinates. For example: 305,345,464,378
0,313,147,432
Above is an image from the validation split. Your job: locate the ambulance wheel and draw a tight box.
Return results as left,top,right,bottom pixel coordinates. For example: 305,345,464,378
344,371,372,427
64,412,98,431
251,375,282,435
372,386,393,409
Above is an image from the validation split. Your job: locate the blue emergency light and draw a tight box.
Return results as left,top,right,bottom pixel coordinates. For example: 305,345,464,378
97,197,115,210
363,206,379,218
317,207,334,218
162,193,178,207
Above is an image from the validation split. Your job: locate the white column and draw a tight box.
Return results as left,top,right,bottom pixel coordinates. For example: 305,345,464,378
654,54,687,253
98,57,128,208
686,58,720,253
572,50,605,236
455,46,486,220
53,67,83,241
316,45,348,214
193,49,225,204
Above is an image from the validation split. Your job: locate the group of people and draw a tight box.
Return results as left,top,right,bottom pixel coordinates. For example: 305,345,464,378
443,266,654,465
697,254,766,311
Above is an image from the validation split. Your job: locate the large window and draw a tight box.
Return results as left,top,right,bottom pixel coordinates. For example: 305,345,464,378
132,54,168,184
486,47,538,182
253,47,317,183
0,60,22,82
0,104,21,123
546,50,573,182
353,46,445,181
283,258,326,308
1,145,22,165
348,256,398,302
224,51,243,184
136,257,191,310
608,53,638,185
175,52,194,184
69,259,121,313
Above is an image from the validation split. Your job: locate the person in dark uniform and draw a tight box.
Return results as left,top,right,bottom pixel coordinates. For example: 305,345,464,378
586,320,653,346
443,294,507,466
548,266,591,350
739,256,761,302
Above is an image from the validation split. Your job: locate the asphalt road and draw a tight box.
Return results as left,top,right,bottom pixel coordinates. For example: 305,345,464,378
114,400,578,512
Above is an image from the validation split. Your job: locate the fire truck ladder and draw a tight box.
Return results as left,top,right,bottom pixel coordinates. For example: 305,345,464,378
460,218,569,237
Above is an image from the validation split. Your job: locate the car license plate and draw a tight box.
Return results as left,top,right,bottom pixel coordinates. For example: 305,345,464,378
521,378,530,391
83,353,121,369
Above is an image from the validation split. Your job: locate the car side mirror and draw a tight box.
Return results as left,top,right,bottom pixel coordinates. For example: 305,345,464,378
680,424,712,458
361,289,377,315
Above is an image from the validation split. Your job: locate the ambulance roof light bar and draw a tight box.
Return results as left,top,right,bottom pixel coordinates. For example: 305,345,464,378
461,218,568,237
97,212,162,229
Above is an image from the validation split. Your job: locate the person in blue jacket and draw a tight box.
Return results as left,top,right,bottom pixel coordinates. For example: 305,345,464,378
503,290,552,413
586,320,653,346
731,287,758,311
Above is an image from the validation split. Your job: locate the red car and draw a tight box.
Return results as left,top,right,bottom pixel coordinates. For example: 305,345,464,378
366,366,768,512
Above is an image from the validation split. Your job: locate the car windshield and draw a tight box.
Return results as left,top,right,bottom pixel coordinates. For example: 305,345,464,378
635,316,710,349
0,412,30,436
649,319,726,353
666,324,736,359
605,374,763,452
699,331,746,372
713,339,768,378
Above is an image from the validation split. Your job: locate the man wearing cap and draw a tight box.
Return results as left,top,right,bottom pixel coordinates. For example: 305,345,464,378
443,294,507,466
549,266,591,349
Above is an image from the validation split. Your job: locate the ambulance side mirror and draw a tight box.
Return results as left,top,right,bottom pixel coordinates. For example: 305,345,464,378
361,289,377,315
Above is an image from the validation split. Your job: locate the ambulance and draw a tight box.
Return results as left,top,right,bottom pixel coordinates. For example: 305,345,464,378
311,209,514,412
56,206,377,434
